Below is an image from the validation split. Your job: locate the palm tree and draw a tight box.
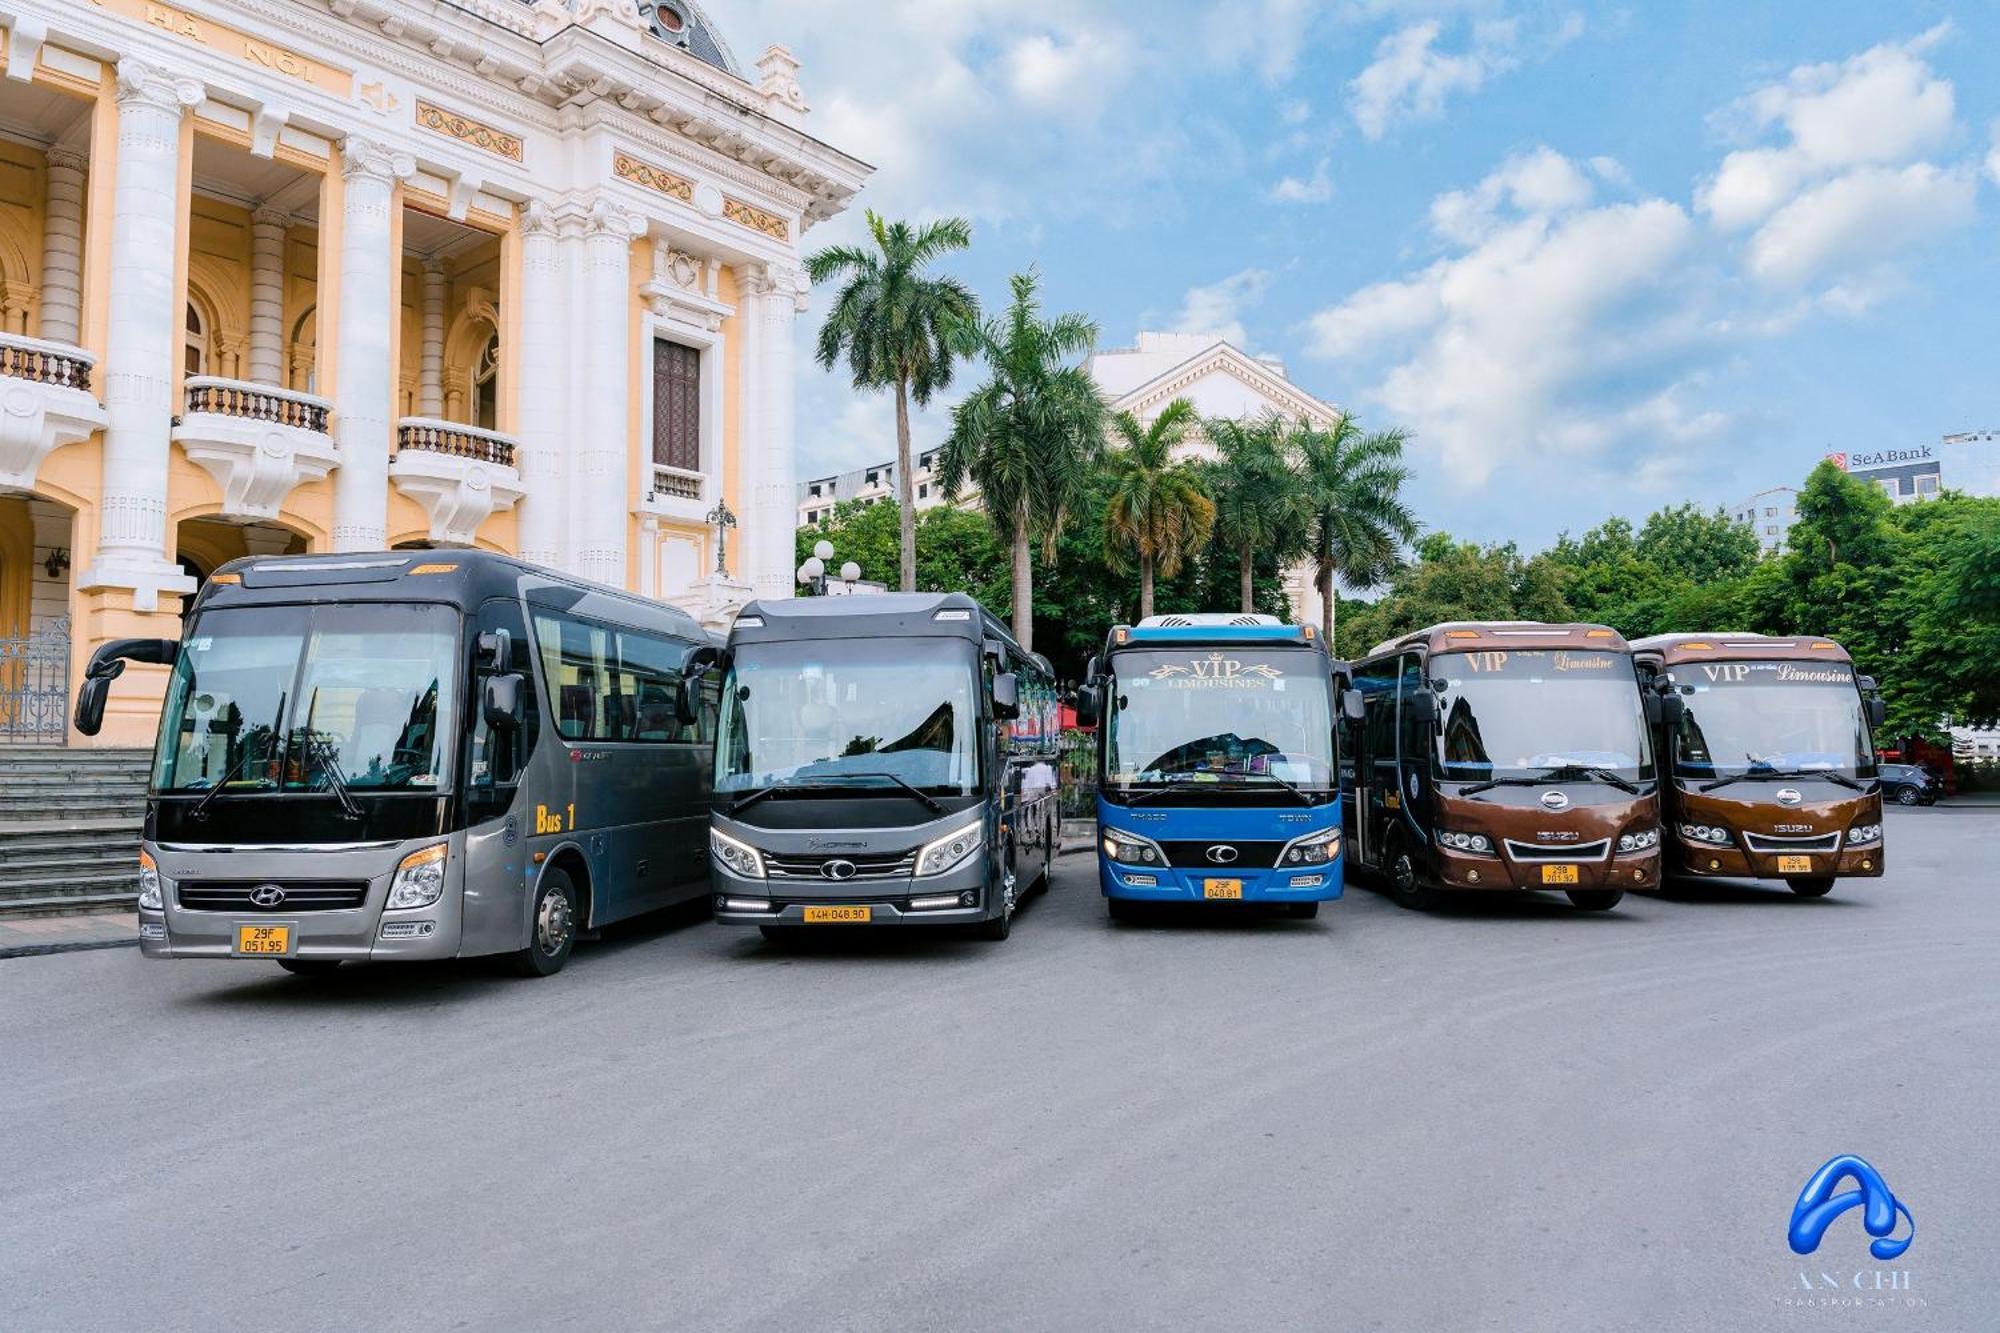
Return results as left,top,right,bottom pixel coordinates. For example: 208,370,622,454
935,271,1106,651
1204,413,1305,615
806,210,979,592
1101,399,1216,620
1294,415,1419,647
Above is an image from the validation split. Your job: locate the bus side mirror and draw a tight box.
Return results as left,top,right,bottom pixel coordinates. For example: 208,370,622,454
74,637,179,736
1340,689,1365,722
673,677,700,727
483,673,525,731
1408,690,1438,726
993,672,1020,721
1075,684,1100,727
1660,694,1685,727
1643,691,1661,726
1084,655,1101,684
477,628,512,672
1867,695,1887,729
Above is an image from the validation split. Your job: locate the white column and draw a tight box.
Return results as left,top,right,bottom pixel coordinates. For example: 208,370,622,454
38,147,86,346
514,200,568,570
330,135,412,552
246,207,287,384
569,196,642,587
734,263,764,587
749,264,806,598
78,59,202,610
418,260,446,417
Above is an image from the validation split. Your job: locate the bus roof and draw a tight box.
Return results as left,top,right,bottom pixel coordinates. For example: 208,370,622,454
1104,614,1325,655
1629,632,1855,667
194,549,706,641
1363,621,1632,661
731,592,1050,674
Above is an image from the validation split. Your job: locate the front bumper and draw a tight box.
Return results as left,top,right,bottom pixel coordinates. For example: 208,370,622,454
1669,837,1883,881
710,858,1000,927
1099,857,1344,903
1434,845,1660,892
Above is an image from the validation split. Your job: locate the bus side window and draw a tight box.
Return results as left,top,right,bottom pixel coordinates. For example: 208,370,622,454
470,599,539,803
1356,661,1397,777
616,629,687,743
1396,654,1427,776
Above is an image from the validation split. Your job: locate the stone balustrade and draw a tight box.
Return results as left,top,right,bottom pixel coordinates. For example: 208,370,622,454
183,375,330,433
651,465,704,500
396,416,518,468
1,332,107,495
0,332,95,393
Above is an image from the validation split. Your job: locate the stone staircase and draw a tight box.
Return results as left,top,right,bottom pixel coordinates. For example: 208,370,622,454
0,747,150,918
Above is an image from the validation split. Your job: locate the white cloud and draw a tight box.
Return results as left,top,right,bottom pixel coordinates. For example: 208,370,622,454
1172,269,1271,348
1279,98,1312,126
1746,162,1977,287
1988,122,2000,185
1348,19,1518,140
1271,158,1334,203
1003,28,1129,116
1306,149,1698,487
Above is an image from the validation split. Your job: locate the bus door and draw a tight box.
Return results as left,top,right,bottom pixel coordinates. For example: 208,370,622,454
1349,658,1400,868
460,598,541,956
1395,653,1434,860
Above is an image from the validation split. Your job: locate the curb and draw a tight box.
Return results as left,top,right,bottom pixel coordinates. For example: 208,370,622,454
0,936,138,960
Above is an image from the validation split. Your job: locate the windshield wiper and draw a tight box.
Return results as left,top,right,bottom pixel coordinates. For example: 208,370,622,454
1700,765,1868,794
189,689,284,821
1255,770,1317,806
297,687,362,821
1117,773,1326,806
1458,765,1641,797
730,771,944,816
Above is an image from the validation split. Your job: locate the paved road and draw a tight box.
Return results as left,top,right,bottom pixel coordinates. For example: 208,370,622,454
3,807,1994,1332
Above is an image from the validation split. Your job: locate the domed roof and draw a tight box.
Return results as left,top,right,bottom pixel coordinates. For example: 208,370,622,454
638,0,741,77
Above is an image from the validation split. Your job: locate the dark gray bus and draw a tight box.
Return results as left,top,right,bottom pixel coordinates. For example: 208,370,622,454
75,550,717,977
708,593,1060,941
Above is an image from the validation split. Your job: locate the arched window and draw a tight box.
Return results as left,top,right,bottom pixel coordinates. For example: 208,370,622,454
474,332,499,431
184,302,208,377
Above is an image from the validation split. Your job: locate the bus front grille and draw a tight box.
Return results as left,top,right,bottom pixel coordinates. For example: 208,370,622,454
1502,839,1612,862
176,881,371,912
1742,831,1841,854
764,851,919,881
1158,840,1284,869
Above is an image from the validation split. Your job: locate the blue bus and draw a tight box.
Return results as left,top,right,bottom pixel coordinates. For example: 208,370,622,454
1076,614,1345,921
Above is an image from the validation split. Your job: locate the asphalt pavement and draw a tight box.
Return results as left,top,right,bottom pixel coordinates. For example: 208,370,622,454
2,805,1994,1332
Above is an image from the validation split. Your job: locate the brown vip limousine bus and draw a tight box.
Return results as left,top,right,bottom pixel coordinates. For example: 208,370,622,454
1343,622,1664,911
1631,634,1887,897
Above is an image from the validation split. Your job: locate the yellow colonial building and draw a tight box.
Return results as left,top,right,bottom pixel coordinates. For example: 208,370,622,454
0,0,866,747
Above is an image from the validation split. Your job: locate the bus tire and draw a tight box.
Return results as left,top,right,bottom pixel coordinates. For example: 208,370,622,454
508,866,578,977
1387,841,1438,911
974,904,1012,941
1285,901,1319,920
1566,888,1624,911
276,959,341,977
1787,876,1836,898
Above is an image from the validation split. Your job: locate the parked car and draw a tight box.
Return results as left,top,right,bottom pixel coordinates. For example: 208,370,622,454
1878,763,1939,806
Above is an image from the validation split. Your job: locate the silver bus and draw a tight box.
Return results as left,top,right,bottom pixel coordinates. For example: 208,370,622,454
707,593,1060,942
75,550,717,977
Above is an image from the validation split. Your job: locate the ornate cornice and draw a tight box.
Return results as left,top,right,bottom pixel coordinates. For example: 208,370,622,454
340,134,415,183
613,150,694,203
414,99,525,163
115,57,204,112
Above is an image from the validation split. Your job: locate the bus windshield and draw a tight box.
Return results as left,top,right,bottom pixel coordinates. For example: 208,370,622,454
1431,649,1652,783
1105,647,1333,790
715,637,980,795
1669,660,1876,780
153,603,459,794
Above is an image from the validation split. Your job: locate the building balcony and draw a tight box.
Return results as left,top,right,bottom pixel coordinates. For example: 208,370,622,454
0,333,106,495
644,463,714,522
172,376,339,523
391,417,524,547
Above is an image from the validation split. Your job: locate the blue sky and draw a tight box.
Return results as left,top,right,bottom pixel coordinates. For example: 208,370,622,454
732,1,1996,549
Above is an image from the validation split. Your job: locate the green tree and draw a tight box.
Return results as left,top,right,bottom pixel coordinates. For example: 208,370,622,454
1337,534,1574,657
806,210,979,593
1294,416,1420,645
936,270,1107,651
1101,399,1216,619
796,499,1007,608
1204,413,1305,614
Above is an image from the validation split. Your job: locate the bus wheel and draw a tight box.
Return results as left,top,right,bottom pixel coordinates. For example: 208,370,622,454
1285,901,1320,920
508,867,578,977
1387,844,1438,911
1787,877,1836,897
975,902,1013,941
1566,889,1624,911
277,959,341,978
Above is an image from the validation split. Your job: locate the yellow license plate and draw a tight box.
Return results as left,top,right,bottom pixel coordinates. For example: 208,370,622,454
802,905,871,924
1204,879,1244,899
235,924,291,955
1540,865,1580,885
1777,855,1814,874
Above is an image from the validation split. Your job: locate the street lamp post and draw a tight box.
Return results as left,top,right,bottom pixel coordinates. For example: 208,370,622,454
797,539,862,596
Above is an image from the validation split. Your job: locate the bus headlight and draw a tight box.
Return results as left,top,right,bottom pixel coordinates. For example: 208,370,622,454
137,849,163,910
1437,829,1494,855
916,822,984,877
1279,828,1341,865
1617,829,1661,853
386,843,448,910
1846,823,1882,846
1678,823,1732,845
709,828,767,879
1100,829,1165,865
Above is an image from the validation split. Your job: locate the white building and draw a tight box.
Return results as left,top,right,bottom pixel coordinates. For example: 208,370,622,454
798,447,947,527
0,0,867,746
1726,485,1800,552
1084,331,1341,625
